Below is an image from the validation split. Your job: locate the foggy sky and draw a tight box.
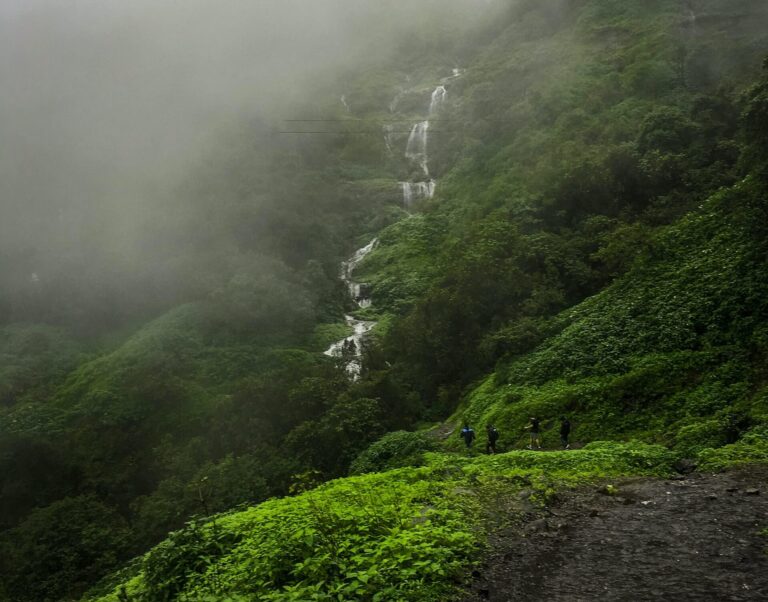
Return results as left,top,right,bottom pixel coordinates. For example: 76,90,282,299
0,0,491,265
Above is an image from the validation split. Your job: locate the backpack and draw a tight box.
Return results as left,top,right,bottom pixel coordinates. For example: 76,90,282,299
489,427,499,442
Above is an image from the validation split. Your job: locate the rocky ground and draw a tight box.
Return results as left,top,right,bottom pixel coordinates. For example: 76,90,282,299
463,467,768,601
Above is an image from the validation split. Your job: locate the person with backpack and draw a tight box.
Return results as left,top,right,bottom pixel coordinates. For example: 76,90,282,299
486,424,499,454
560,416,571,449
460,423,476,450
525,416,542,449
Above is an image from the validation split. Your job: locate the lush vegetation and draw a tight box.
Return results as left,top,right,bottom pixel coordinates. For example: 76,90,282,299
3,1,768,600
87,442,674,602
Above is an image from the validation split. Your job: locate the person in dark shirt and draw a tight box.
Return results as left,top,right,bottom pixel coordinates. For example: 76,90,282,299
485,424,499,454
460,423,476,449
560,416,571,450
525,416,541,449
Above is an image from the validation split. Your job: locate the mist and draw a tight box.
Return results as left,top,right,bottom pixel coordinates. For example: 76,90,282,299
0,0,494,324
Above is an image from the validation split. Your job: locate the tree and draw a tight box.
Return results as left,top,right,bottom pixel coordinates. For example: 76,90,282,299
0,496,131,602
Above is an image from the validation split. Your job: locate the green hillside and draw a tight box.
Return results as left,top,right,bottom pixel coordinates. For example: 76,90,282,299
2,1,768,600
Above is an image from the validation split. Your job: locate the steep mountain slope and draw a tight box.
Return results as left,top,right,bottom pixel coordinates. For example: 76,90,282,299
454,167,768,454
356,0,768,430
3,1,768,600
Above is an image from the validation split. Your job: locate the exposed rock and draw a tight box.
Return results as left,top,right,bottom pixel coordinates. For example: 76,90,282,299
518,489,534,500
673,458,698,474
525,519,548,533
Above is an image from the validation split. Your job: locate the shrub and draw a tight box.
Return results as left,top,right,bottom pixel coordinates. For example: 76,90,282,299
350,430,438,474
697,427,768,471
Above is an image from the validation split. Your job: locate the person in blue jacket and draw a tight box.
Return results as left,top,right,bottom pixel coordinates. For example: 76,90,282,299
460,423,476,449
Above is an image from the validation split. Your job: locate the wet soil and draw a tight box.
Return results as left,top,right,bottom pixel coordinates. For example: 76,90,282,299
463,468,768,602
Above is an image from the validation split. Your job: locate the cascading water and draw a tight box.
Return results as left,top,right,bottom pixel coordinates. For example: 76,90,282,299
383,124,395,153
418,180,436,199
341,238,377,297
406,120,430,177
324,238,378,379
401,83,448,202
401,181,436,209
340,95,350,112
329,74,463,378
429,85,447,115
402,182,413,208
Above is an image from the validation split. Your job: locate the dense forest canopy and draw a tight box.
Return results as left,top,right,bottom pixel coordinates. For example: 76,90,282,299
1,1,768,601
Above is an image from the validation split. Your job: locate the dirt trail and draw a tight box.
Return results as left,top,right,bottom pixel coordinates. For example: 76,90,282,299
464,468,768,601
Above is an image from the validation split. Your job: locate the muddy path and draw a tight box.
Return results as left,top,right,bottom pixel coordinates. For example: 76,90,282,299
464,468,768,601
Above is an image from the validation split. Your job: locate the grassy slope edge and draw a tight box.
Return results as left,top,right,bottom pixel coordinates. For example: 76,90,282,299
86,442,673,602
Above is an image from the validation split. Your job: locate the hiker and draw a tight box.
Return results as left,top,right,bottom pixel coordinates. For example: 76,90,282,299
460,423,476,449
525,416,542,449
560,416,571,449
486,424,499,454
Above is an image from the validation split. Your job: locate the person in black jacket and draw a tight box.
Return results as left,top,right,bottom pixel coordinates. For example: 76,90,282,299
560,416,571,449
485,424,499,454
525,417,542,449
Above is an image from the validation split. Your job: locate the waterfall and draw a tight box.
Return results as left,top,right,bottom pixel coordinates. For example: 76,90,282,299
403,85,449,176
327,70,467,378
418,180,436,199
324,316,376,379
340,95,350,112
343,238,377,278
402,182,414,208
401,180,436,209
383,124,395,153
406,120,430,176
429,85,447,115
325,238,378,380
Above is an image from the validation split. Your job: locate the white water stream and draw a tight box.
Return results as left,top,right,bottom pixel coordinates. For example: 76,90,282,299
401,83,449,205
328,74,464,377
401,180,436,209
324,238,378,379
429,85,447,115
406,120,430,177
